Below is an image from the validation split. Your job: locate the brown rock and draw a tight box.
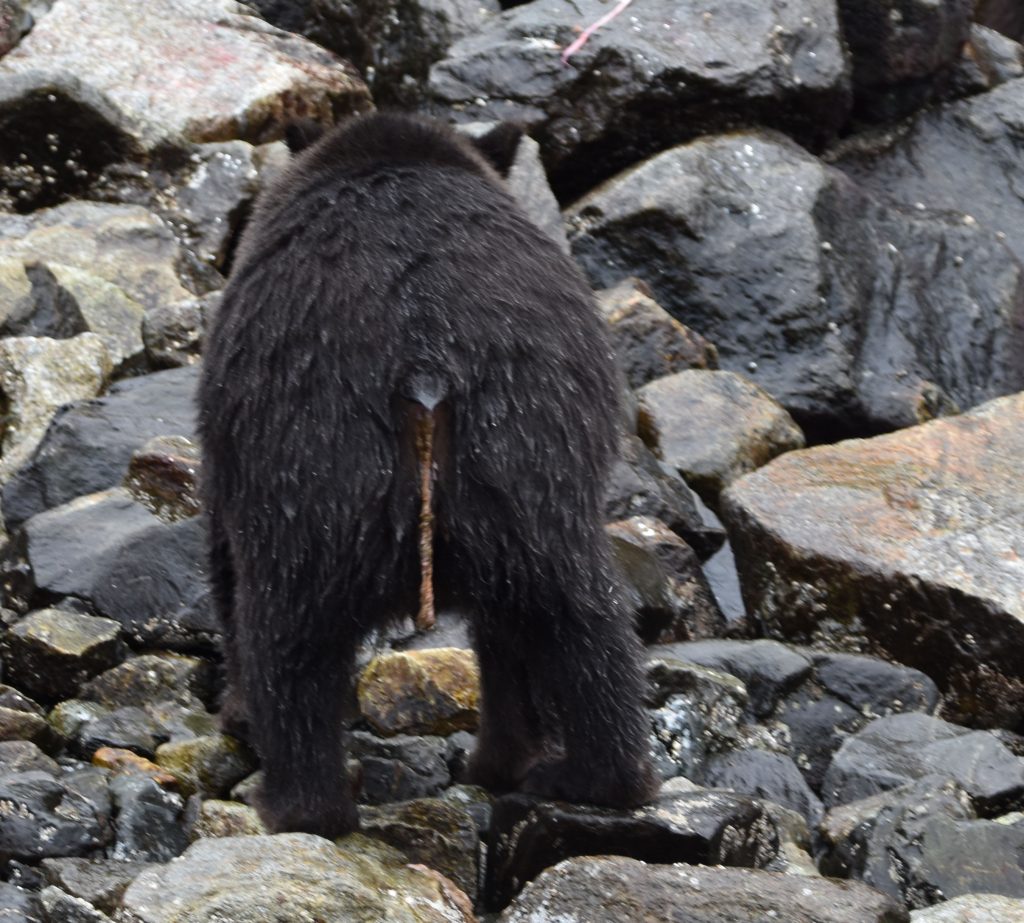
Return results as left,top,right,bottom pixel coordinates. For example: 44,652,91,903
598,277,718,389
722,392,1024,727
638,370,806,507
92,746,179,788
124,435,201,522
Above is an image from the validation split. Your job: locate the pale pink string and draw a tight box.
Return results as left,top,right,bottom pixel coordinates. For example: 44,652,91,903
561,0,635,65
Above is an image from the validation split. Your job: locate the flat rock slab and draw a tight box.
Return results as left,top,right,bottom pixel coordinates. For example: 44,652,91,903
722,393,1024,727
912,894,1024,921
485,788,778,910
499,856,908,922
0,0,370,150
118,833,475,922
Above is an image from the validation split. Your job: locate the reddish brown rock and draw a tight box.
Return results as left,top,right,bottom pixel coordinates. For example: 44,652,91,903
722,393,1024,727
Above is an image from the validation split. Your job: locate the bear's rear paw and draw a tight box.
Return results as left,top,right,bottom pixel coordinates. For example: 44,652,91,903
520,758,660,809
461,745,535,794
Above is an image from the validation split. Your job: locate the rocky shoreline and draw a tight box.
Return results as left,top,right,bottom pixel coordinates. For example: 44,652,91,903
0,0,1022,920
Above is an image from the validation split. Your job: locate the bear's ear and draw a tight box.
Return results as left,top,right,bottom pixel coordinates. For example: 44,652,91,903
470,122,524,178
284,119,327,154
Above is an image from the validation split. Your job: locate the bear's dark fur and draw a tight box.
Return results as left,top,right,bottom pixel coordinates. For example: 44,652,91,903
198,112,657,838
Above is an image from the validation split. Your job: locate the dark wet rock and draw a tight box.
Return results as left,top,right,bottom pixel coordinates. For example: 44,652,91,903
702,749,823,826
186,799,265,840
308,0,499,108
61,766,114,835
385,609,471,655
822,713,1024,811
0,883,42,923
571,132,1024,435
0,333,110,482
609,516,725,643
654,639,812,719
598,277,718,389
108,773,187,863
1,608,124,703
0,739,60,776
38,887,112,922
836,0,972,122
362,798,478,902
154,734,256,798
0,203,211,315
140,294,211,370
0,771,105,861
77,707,166,761
822,777,1024,908
485,788,779,910
638,370,806,508
2,489,216,650
349,731,451,804
499,856,908,923
722,394,1024,728
81,654,214,712
357,649,479,737
912,894,1024,920
429,0,850,200
776,688,866,794
3,364,198,528
118,833,475,922
833,77,1024,268
976,0,1024,41
605,434,725,562
815,652,941,718
949,25,1024,98
0,0,370,156
124,436,201,523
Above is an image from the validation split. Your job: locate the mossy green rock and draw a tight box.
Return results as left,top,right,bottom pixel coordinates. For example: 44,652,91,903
358,648,480,736
155,734,256,797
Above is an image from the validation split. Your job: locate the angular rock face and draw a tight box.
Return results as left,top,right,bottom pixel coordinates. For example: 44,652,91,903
429,0,851,199
721,393,1024,728
0,0,370,152
570,132,1024,435
499,856,908,923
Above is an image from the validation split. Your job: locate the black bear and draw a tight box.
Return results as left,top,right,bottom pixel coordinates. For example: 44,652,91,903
198,112,657,838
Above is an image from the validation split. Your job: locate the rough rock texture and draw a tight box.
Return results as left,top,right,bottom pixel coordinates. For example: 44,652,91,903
0,608,124,703
429,0,851,199
821,713,1024,811
0,0,370,152
117,833,475,922
911,894,1024,921
638,370,806,507
358,649,480,737
499,856,908,922
124,435,201,523
0,488,215,650
0,203,212,314
608,515,725,643
598,277,718,389
0,333,110,481
836,0,973,121
3,364,197,528
486,788,779,910
722,394,1024,727
308,0,500,108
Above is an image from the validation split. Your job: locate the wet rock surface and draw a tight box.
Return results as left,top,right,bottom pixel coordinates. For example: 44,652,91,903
723,393,1024,727
0,2,1020,920
499,855,909,922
